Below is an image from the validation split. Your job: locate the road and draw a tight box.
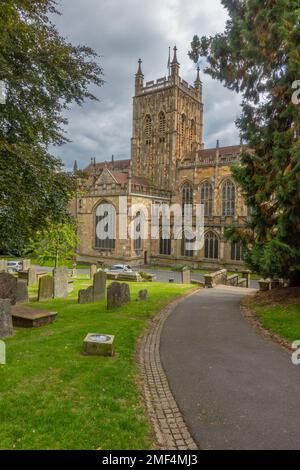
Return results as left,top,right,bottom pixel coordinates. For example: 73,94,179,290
160,286,300,450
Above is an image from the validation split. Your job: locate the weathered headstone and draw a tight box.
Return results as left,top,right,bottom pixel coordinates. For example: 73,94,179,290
27,267,37,286
38,275,54,301
93,271,106,302
138,289,148,301
16,280,29,304
0,272,17,305
0,299,13,339
90,264,97,280
53,267,68,298
22,259,31,271
107,282,131,310
78,286,94,304
0,260,7,272
181,267,191,284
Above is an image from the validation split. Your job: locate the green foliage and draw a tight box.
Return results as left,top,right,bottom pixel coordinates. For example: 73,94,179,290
190,0,300,285
25,222,80,268
0,0,103,252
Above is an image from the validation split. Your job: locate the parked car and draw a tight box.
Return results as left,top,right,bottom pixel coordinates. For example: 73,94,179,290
104,264,132,273
7,260,23,273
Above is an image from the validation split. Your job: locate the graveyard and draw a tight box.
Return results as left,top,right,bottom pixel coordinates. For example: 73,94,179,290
0,273,194,450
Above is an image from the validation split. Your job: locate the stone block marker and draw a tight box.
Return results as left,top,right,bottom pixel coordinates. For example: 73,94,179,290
38,275,54,301
78,286,94,304
93,271,107,302
181,267,191,284
107,282,131,310
0,299,13,339
83,333,115,357
53,267,68,298
138,289,148,301
90,264,97,280
16,280,29,304
0,272,18,305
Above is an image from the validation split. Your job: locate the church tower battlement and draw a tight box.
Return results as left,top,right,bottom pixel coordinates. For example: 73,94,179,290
131,47,204,191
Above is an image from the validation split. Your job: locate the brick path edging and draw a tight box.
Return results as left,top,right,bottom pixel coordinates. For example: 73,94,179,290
137,290,199,450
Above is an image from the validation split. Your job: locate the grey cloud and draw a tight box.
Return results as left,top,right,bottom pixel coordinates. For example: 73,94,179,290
51,0,241,170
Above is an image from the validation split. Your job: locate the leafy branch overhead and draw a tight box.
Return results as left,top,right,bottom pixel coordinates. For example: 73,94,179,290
0,0,103,252
190,0,300,285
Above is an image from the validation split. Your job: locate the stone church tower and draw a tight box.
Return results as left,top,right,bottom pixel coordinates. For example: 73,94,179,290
131,47,204,191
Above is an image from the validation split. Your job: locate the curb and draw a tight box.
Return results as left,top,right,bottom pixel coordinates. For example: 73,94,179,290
137,290,199,450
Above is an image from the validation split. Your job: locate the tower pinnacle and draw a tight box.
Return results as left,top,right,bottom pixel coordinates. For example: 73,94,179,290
135,58,144,95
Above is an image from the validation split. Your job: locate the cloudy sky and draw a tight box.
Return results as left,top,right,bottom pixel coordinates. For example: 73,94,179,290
52,0,241,170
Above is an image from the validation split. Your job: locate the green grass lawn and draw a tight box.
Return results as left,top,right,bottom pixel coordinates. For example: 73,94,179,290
0,278,194,450
248,295,300,343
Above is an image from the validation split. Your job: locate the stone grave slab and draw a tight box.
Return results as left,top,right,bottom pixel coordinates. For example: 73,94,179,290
11,305,57,328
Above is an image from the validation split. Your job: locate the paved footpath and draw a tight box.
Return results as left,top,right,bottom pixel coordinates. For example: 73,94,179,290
160,286,300,450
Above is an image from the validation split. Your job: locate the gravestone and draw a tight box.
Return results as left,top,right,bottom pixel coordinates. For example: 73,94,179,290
0,260,7,272
0,272,18,305
181,267,191,284
38,275,54,301
53,267,68,298
78,286,94,304
138,289,148,301
107,282,131,310
27,267,37,286
90,264,97,280
16,280,29,304
93,271,107,302
0,299,13,339
22,259,31,271
71,268,77,278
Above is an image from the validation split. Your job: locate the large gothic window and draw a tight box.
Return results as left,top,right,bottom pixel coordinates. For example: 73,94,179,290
159,111,166,139
200,181,213,217
204,231,219,259
181,182,194,257
95,202,116,250
160,237,171,255
144,114,152,145
231,242,243,261
134,211,142,252
222,180,236,216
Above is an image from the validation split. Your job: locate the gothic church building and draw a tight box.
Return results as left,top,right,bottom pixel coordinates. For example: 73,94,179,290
74,48,247,269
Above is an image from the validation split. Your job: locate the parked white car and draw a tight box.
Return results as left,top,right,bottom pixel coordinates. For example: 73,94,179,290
7,260,23,273
104,264,132,273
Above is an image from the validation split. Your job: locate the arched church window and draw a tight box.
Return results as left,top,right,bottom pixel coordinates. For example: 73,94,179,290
95,202,116,250
181,182,194,257
144,114,152,145
134,211,142,252
231,242,243,261
222,180,236,216
204,231,219,259
181,114,186,140
190,119,195,150
159,111,166,143
200,181,213,217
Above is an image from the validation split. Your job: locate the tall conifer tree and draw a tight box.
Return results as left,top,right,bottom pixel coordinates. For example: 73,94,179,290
190,0,300,285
